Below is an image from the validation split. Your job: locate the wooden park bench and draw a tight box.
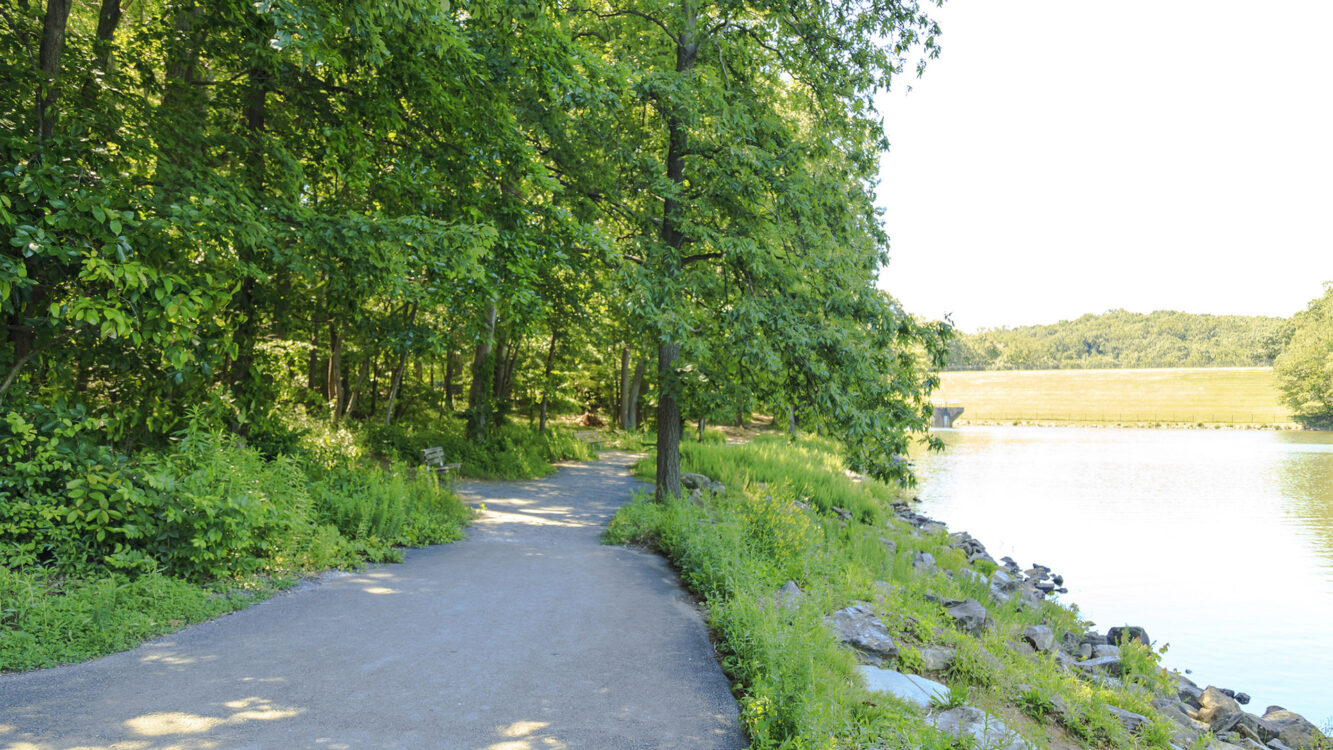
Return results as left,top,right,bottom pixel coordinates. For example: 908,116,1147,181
573,430,604,448
421,447,462,486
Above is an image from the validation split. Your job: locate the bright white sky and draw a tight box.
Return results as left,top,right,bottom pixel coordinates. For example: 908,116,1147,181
875,0,1333,333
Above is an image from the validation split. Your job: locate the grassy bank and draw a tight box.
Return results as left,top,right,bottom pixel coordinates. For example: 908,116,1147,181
0,409,594,672
934,367,1291,426
606,435,1197,749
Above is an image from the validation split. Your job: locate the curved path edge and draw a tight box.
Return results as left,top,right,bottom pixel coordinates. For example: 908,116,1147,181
0,451,747,750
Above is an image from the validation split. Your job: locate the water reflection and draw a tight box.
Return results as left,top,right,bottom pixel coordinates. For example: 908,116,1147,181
913,426,1333,722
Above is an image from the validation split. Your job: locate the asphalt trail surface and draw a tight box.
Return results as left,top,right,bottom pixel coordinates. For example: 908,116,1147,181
0,452,746,750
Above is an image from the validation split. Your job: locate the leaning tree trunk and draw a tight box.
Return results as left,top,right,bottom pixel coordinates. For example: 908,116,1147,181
343,356,371,419
383,303,419,425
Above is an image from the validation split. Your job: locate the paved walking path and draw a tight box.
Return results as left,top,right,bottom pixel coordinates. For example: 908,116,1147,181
0,452,746,750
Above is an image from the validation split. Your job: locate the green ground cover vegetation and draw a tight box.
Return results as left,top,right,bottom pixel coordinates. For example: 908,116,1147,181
607,435,1190,749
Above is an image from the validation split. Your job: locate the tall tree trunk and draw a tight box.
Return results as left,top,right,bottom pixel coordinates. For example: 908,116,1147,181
444,336,458,411
307,330,322,393
79,0,122,106
627,358,645,431
35,0,73,143
467,301,498,437
490,327,509,402
653,8,698,500
539,329,558,434
618,344,632,429
384,303,419,425
328,322,343,419
495,333,520,405
655,341,683,501
226,44,271,426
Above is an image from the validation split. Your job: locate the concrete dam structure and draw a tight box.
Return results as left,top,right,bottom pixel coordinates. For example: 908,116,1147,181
932,406,964,428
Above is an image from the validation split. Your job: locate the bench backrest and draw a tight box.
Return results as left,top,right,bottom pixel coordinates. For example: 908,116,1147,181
422,446,446,464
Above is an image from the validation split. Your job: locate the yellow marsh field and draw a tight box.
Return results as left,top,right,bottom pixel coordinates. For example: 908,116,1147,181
934,367,1292,426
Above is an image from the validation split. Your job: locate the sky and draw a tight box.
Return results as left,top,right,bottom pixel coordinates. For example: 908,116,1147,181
874,0,1333,333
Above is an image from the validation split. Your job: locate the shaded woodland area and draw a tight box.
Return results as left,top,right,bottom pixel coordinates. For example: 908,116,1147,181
1,0,950,503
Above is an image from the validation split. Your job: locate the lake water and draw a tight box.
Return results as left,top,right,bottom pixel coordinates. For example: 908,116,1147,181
912,426,1333,723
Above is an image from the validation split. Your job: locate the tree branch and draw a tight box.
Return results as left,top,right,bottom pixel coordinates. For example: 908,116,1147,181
681,252,723,265
577,6,679,45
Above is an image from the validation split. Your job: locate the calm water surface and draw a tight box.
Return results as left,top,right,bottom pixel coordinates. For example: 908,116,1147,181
912,426,1333,722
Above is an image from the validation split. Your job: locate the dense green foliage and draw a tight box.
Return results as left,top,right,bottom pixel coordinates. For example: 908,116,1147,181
1,0,950,507
1275,285,1333,427
1,0,952,668
946,310,1286,371
607,437,1181,749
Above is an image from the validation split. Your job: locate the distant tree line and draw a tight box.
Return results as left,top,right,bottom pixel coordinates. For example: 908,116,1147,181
1274,285,1333,427
945,310,1286,372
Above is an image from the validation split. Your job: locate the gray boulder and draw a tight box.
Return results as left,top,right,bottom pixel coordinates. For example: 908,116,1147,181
959,568,986,585
1022,624,1056,653
681,472,712,490
771,580,804,610
1106,705,1149,734
1072,655,1123,676
945,598,990,635
1153,696,1208,732
931,706,1036,750
920,520,948,536
879,537,898,555
1197,687,1242,727
991,570,1021,593
1260,707,1328,749
1092,644,1120,659
913,551,936,572
1214,713,1281,745
824,604,898,665
1106,625,1150,647
919,645,956,671
858,666,948,708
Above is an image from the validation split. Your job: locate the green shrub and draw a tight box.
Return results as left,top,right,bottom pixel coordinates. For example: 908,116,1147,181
0,401,156,572
0,566,281,672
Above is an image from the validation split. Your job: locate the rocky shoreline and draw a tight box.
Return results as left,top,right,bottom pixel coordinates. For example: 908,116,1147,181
818,498,1328,750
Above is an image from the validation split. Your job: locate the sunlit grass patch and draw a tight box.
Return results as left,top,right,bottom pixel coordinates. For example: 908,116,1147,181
936,367,1292,426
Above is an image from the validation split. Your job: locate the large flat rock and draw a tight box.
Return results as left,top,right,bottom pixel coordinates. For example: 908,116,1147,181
858,666,949,708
